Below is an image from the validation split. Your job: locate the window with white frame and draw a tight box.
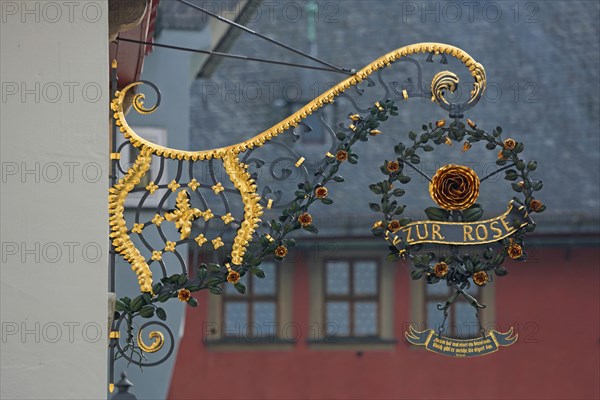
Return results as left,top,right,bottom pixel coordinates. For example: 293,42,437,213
323,259,379,337
222,262,278,338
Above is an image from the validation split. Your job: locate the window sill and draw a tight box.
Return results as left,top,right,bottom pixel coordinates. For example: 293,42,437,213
204,336,295,351
307,337,397,350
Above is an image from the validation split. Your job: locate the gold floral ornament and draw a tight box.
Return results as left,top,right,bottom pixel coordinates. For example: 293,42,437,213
201,209,214,221
473,271,488,286
177,288,191,302
503,138,517,150
434,262,448,277
164,190,203,240
387,161,400,173
167,180,180,192
429,164,480,210
146,181,159,194
221,213,235,225
529,199,544,212
315,186,328,199
212,237,224,250
194,234,207,247
164,241,176,252
298,212,313,227
151,214,164,226
275,245,288,258
187,179,201,191
387,220,401,233
336,150,348,162
131,223,144,234
507,243,523,259
227,269,241,284
211,183,225,195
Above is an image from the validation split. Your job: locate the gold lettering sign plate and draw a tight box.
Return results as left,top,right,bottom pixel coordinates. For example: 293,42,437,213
406,326,518,357
400,201,532,246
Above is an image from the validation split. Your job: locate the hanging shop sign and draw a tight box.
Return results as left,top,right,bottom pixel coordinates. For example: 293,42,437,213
108,39,545,389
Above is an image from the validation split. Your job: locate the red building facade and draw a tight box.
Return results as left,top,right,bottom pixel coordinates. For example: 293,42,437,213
169,238,599,399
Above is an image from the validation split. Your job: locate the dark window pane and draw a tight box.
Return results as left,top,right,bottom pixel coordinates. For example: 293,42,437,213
254,262,276,295
426,281,450,296
326,301,350,336
427,302,446,332
252,301,276,337
454,302,480,338
354,301,377,336
326,261,350,295
224,302,247,336
353,261,377,295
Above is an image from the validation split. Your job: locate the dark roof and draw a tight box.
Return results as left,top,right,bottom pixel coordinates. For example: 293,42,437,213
157,0,241,31
188,0,600,235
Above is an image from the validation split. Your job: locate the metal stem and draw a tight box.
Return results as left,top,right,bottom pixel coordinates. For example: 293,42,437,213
402,159,433,182
480,162,517,183
117,38,351,75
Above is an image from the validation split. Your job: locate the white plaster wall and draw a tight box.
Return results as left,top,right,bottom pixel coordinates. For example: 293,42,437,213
0,1,109,398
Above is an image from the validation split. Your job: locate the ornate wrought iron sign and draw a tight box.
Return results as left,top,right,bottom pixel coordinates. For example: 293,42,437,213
368,112,543,356
108,40,545,389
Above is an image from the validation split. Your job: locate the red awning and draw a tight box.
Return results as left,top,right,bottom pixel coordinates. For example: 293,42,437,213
109,0,160,89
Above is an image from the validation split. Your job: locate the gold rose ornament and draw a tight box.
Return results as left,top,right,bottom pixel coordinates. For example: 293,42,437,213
429,164,480,210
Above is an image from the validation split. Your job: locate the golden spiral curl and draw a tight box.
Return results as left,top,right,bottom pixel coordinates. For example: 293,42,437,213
429,164,480,210
132,93,159,115
431,71,460,105
137,329,165,353
431,65,486,106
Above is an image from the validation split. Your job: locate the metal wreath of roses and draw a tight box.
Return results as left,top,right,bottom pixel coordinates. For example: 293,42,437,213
369,117,545,356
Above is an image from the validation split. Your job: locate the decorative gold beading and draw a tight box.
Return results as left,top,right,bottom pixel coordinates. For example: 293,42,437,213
223,153,263,265
108,146,154,293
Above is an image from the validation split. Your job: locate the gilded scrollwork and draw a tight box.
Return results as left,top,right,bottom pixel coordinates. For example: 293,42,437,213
223,153,264,266
111,43,486,162
108,146,154,293
137,329,165,353
109,42,487,293
164,190,203,240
